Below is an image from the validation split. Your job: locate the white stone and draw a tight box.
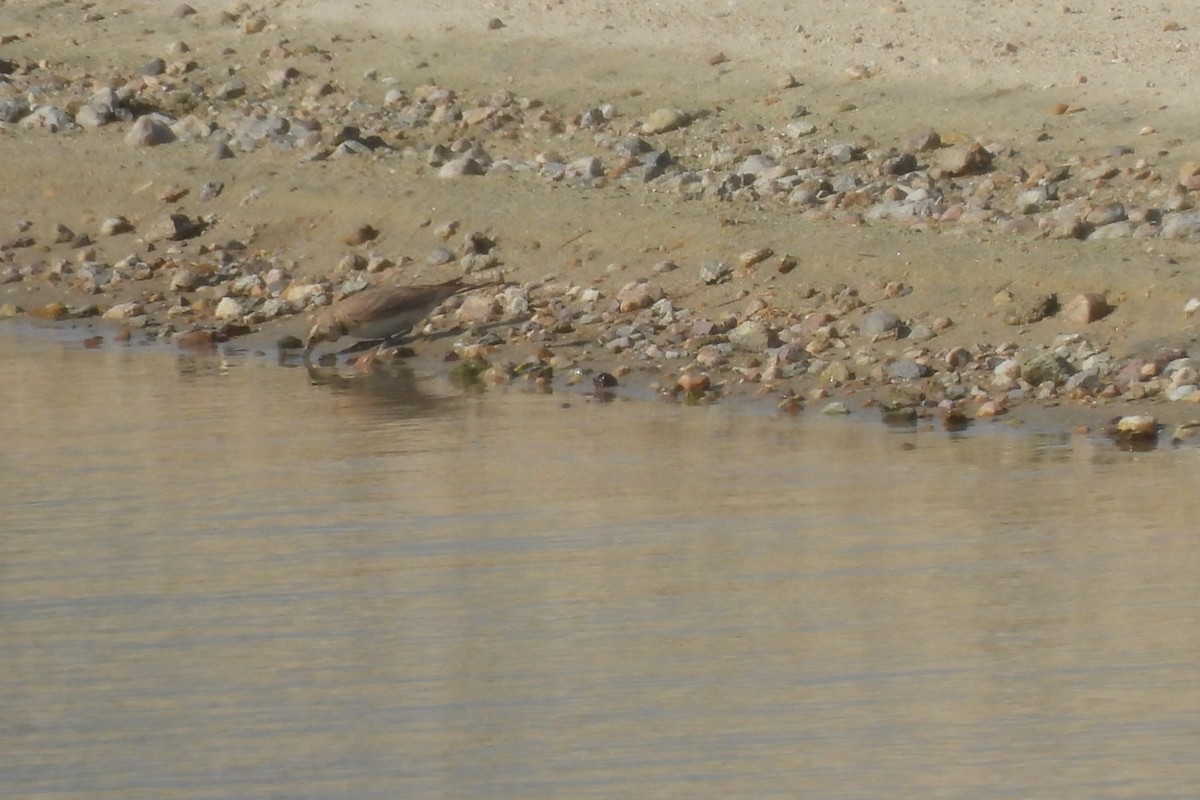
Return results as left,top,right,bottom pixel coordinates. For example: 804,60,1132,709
102,301,145,320
213,297,245,320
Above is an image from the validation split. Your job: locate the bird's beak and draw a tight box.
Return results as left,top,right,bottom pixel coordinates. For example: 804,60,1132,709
302,324,321,360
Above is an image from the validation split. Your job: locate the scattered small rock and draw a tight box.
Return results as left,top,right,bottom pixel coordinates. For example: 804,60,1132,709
860,308,902,337
700,260,730,285
1062,292,1112,324
344,224,379,246
125,115,176,147
1022,350,1075,386
99,217,133,236
27,303,69,320
1004,293,1058,326
677,371,710,394
1116,414,1157,438
886,359,931,380
641,108,691,135
616,280,664,312
148,213,203,242
213,297,245,320
102,301,145,321
938,143,992,177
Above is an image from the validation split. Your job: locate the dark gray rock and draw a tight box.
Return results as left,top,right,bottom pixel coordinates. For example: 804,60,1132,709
886,359,933,380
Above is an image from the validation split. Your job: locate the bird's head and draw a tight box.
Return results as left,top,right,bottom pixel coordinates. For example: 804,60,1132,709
303,312,346,357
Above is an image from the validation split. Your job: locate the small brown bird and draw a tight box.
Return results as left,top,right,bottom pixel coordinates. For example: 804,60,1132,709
303,278,485,356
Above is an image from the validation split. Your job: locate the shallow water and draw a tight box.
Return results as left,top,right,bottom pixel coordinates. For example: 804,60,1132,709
3,327,1200,800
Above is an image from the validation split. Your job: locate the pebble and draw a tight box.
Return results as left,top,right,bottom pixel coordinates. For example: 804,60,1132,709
0,98,30,124
5,42,1200,437
102,301,145,320
1162,213,1200,240
616,280,663,312
427,247,455,265
333,256,364,275
565,156,603,179
994,358,1022,380
976,400,1006,418
456,294,498,323
886,359,931,380
438,156,485,178
676,371,710,394
728,320,770,352
737,248,773,269
1166,384,1197,402
785,119,818,138
100,217,133,236
1022,351,1075,386
125,114,176,147
641,108,691,135
1116,414,1157,438
75,104,110,129
344,225,379,246
820,362,852,383
1062,292,1112,324
171,329,220,350
945,347,972,370
137,58,166,77
169,267,204,292
213,297,245,320
432,220,459,240
907,324,933,342
700,260,730,285
148,213,202,242
938,143,992,177
1004,294,1058,326
860,308,901,337
28,303,70,320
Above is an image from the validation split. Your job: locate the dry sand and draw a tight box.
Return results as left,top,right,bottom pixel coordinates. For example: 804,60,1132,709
3,0,1200,433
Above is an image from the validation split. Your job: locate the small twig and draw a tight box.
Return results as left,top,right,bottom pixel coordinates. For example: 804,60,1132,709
559,229,592,248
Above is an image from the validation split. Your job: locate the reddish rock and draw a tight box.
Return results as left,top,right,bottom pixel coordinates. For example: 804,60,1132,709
27,303,69,320
616,280,663,313
1062,292,1113,324
455,293,498,323
676,371,710,394
171,329,221,350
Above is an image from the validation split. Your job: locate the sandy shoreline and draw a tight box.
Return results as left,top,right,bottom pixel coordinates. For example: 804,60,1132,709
2,0,1200,442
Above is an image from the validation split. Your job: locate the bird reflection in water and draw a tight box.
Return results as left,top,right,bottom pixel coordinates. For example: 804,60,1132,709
302,350,448,419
